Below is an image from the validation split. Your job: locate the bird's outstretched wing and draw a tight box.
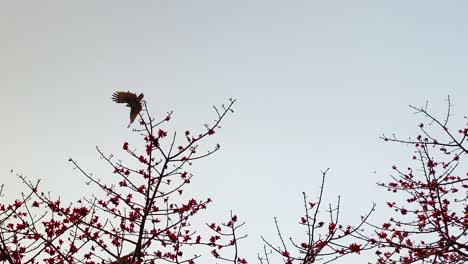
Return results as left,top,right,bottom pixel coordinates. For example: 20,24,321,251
112,91,138,104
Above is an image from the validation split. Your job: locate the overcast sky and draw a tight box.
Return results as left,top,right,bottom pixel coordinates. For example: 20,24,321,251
1,1,468,263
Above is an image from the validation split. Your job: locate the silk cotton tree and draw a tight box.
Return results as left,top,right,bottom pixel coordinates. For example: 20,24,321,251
259,169,376,264
368,97,468,263
0,97,247,264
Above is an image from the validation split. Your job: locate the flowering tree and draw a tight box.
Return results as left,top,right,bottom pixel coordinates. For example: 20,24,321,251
259,169,375,264
0,98,247,264
368,97,468,263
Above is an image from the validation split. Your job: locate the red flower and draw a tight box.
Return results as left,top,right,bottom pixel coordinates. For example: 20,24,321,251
158,129,167,138
237,258,248,264
146,144,152,155
123,142,129,150
139,155,148,164
378,232,388,239
315,240,327,248
111,236,121,247
349,243,361,253
69,242,78,253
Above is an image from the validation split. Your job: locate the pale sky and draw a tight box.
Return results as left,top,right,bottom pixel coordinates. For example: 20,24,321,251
1,1,468,263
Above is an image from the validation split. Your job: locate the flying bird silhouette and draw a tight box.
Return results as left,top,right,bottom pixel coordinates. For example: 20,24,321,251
112,91,144,127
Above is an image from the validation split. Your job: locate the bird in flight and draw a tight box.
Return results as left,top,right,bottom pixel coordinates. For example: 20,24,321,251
112,91,144,127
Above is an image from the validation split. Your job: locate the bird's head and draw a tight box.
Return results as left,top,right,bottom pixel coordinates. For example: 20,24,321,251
137,93,144,102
